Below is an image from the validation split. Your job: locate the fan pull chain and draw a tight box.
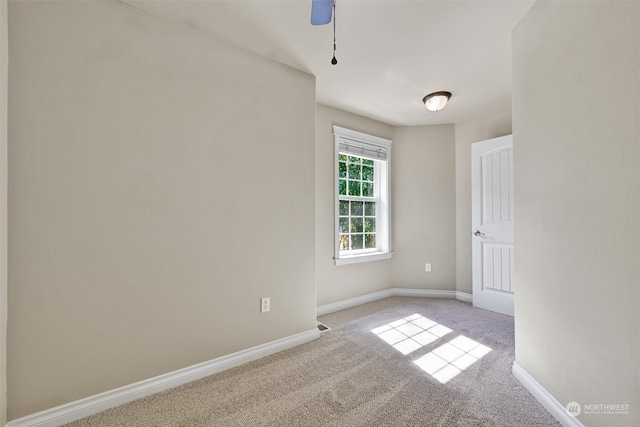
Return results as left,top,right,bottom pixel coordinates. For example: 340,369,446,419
331,0,337,65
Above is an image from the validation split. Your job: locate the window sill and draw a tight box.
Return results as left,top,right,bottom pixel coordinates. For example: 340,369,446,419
334,251,392,266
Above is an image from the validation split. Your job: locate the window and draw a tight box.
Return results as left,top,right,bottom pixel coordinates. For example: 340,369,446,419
333,126,392,265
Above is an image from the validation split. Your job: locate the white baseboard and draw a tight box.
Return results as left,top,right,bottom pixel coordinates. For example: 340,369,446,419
9,289,472,427
6,328,320,427
512,361,584,427
316,289,394,316
394,288,473,303
317,288,473,316
455,291,472,303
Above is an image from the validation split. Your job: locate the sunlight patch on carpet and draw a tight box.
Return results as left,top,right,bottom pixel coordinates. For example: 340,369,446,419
414,335,492,383
370,313,452,355
371,314,492,384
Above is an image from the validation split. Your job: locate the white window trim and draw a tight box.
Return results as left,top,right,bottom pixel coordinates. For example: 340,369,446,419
333,126,392,266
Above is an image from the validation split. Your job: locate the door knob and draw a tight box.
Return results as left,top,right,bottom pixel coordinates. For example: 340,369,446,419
473,230,485,237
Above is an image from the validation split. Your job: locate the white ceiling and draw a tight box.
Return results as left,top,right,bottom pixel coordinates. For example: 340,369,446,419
125,0,534,126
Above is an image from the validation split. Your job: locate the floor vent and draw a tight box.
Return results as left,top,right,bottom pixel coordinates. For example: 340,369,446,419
317,323,330,332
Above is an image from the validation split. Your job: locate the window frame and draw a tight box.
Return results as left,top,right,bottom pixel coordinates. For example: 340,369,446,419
337,159,380,256
333,126,392,265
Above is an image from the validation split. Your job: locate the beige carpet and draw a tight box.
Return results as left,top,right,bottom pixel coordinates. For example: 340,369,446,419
66,297,559,426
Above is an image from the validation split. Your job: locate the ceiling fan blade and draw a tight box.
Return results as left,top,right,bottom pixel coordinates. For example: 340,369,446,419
311,0,333,25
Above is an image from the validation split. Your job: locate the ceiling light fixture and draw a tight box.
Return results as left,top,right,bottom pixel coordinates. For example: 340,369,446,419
423,91,452,112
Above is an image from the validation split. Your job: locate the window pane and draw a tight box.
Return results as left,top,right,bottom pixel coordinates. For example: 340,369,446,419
348,181,361,196
362,166,374,181
348,163,361,180
350,201,363,216
365,233,376,249
365,201,376,216
339,234,349,250
364,217,376,233
336,141,388,259
362,182,374,197
351,234,364,250
339,161,347,178
339,200,349,215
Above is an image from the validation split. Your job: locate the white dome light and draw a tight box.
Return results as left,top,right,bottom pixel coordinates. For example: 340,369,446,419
423,91,452,112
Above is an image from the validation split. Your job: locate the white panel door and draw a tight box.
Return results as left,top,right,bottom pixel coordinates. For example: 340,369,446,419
472,135,514,316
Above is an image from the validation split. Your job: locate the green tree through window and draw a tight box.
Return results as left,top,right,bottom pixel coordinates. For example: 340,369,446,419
338,154,377,251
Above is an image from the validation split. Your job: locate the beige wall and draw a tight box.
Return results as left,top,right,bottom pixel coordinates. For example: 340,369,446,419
316,109,458,304
7,0,316,419
0,0,7,424
315,104,394,306
391,125,456,290
513,1,640,425
454,111,512,294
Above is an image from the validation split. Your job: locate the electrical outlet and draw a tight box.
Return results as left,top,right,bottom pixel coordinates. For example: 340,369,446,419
261,297,270,313
425,263,432,273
